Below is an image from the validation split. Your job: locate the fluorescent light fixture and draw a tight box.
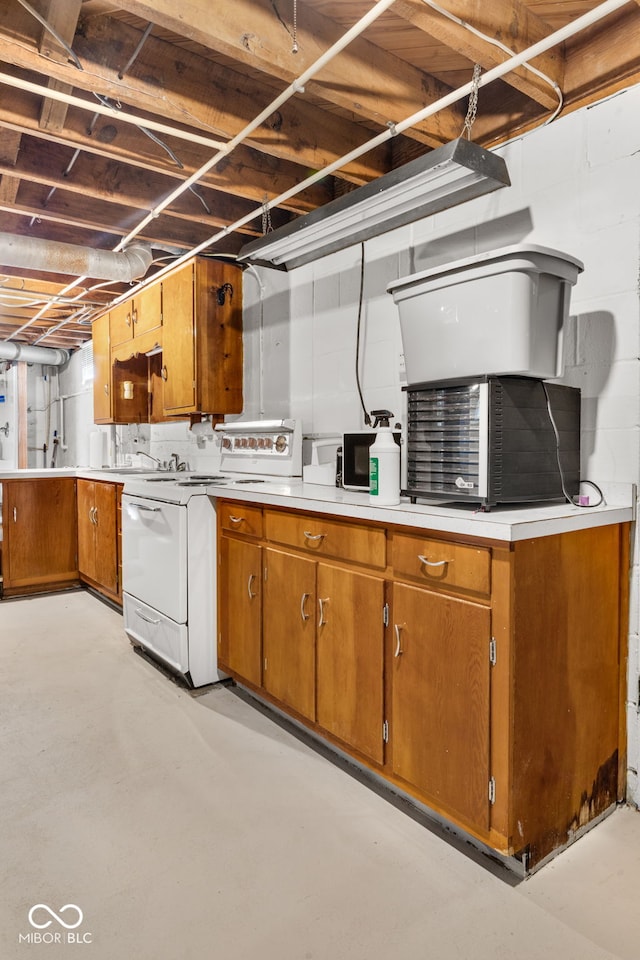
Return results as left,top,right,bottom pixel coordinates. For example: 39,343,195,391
238,138,510,270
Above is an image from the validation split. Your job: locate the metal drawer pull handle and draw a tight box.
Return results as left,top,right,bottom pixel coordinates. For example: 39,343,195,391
304,530,325,541
318,597,329,626
394,624,403,657
418,555,450,567
300,592,310,621
93,507,98,524
13,506,17,522
89,506,96,524
135,609,161,624
137,504,161,512
161,365,168,381
104,384,109,395
247,574,258,600
229,515,244,524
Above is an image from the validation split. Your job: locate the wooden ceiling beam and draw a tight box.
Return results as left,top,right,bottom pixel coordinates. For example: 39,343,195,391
0,183,250,252
110,0,464,146
392,0,564,111
0,127,22,205
0,88,334,215
0,134,293,237
562,6,640,106
37,0,83,132
0,8,394,185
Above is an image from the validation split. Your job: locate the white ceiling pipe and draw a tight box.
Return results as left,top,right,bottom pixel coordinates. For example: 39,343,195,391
0,234,153,282
0,341,70,365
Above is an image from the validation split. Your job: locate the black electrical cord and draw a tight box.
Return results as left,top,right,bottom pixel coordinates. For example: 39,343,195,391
354,243,371,427
541,381,605,508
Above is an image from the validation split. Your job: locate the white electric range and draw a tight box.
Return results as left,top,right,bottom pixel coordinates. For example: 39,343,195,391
121,420,301,687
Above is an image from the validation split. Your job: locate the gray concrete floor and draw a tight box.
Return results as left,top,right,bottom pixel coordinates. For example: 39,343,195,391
1,590,640,960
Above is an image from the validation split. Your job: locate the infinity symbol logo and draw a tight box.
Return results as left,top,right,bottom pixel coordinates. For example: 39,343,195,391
28,904,84,930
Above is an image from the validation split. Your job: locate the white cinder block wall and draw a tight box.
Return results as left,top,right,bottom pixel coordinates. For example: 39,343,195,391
49,84,640,802
275,86,640,803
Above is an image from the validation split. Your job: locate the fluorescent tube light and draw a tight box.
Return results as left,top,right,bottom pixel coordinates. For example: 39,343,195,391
238,138,510,270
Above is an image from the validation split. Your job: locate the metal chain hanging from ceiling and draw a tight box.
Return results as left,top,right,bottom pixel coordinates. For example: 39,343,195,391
462,63,482,139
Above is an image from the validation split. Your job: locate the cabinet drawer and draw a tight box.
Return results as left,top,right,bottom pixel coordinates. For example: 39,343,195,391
218,501,263,538
392,532,490,595
265,509,386,568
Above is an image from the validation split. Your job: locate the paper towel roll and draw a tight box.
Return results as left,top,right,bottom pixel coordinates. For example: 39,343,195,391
89,431,105,468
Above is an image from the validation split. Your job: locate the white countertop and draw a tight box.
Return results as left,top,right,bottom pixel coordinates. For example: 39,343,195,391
204,478,635,542
0,469,634,542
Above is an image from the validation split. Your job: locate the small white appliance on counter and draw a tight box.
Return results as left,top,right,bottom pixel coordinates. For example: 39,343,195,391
121,419,301,687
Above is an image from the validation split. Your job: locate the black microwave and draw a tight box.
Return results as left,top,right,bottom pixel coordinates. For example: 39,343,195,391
341,431,402,491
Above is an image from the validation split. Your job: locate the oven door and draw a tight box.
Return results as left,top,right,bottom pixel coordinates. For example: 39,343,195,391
122,494,187,623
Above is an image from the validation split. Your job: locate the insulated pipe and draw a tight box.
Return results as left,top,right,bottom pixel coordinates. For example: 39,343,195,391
0,234,153,282
0,341,69,365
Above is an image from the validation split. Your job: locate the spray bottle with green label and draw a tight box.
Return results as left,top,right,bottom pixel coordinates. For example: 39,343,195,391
369,409,400,506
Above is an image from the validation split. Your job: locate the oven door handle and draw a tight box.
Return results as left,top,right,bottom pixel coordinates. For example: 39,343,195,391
136,504,162,513
135,608,162,625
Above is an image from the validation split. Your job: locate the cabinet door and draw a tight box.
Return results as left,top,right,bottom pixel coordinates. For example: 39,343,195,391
391,582,491,831
316,563,385,763
131,283,161,338
109,299,134,347
161,263,196,413
93,481,117,594
91,314,112,424
219,536,262,686
263,547,316,721
3,479,77,590
77,479,96,580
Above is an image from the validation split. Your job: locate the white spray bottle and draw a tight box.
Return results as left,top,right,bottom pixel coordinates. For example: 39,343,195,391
369,409,400,506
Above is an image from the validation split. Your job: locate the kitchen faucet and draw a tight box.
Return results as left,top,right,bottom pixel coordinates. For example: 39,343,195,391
170,452,187,472
137,450,166,470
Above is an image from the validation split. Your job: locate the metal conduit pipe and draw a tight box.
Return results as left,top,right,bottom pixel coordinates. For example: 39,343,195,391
0,341,70,365
0,234,153,282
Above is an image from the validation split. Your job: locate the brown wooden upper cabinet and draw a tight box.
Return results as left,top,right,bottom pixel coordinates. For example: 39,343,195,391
160,258,243,417
109,284,162,349
91,257,243,424
92,312,112,425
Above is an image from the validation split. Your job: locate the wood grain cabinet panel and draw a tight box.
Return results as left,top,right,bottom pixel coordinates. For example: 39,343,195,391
2,478,78,596
265,509,386,568
161,258,243,417
263,547,316,721
92,313,112,424
218,536,262,687
316,563,385,764
218,501,263,539
77,479,118,601
392,532,490,596
391,581,491,833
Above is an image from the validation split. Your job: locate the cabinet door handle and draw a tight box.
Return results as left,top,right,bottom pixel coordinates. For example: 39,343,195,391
104,383,109,395
161,365,168,381
126,311,132,327
394,624,404,657
94,507,98,526
13,506,17,522
247,574,258,600
318,597,329,626
304,530,326,542
89,506,95,524
300,592,310,621
132,308,138,325
229,515,244,525
418,554,450,567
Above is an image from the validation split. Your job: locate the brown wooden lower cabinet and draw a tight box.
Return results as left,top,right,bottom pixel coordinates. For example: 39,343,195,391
1,477,78,597
77,478,121,604
217,500,630,872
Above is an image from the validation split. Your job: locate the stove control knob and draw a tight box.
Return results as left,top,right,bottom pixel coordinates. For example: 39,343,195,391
248,437,258,449
275,435,288,453
264,437,273,450
222,437,232,449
